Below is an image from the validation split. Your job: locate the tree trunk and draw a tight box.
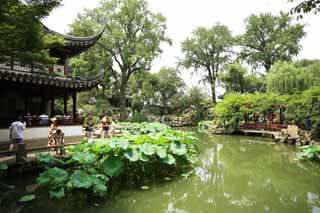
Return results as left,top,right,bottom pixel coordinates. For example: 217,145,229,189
210,78,216,103
163,100,168,115
119,82,127,121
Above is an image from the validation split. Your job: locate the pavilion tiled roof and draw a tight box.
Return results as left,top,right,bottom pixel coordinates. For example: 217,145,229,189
0,68,104,90
44,26,105,58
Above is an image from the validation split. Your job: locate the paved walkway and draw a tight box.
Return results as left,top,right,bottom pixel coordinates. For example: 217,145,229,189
0,125,83,143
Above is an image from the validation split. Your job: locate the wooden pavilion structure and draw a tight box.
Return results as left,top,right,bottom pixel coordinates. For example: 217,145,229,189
0,27,104,127
240,104,287,131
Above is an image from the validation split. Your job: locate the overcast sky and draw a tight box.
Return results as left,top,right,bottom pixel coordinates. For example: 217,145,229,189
43,0,320,95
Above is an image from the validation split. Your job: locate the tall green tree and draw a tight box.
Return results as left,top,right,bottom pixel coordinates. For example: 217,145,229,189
70,0,170,120
155,67,185,114
219,63,265,94
0,0,62,64
180,24,234,103
240,13,305,72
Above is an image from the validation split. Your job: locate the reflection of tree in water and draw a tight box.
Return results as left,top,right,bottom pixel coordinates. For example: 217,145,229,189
149,134,320,212
76,134,320,213
199,135,320,212
3,134,319,213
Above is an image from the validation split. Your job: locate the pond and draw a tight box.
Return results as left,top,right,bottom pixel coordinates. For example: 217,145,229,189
1,133,320,213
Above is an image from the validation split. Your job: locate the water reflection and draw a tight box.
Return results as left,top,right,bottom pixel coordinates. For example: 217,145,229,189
1,134,320,213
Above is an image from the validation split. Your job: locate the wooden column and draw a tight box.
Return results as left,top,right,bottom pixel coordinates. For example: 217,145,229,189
24,96,29,114
72,91,77,121
64,93,68,115
50,94,55,117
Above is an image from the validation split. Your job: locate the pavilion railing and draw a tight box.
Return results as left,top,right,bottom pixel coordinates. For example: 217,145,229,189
0,55,105,82
240,123,288,131
0,55,48,74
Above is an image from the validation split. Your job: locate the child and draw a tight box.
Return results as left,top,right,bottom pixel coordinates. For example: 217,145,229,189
52,129,65,155
85,117,95,142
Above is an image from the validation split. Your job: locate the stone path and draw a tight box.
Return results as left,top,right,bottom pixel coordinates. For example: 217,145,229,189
0,125,83,143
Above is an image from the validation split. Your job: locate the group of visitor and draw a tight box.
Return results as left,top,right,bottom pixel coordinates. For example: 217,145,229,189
8,116,64,154
8,112,120,154
84,112,120,140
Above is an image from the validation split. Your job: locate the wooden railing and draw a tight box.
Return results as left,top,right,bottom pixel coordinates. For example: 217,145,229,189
241,123,287,131
0,142,81,163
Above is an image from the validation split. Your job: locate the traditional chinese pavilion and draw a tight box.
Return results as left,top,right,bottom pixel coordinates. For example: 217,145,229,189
0,26,104,127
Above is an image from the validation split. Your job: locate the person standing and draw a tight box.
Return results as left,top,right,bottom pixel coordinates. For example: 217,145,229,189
100,114,110,139
9,116,26,151
48,117,58,147
85,117,95,141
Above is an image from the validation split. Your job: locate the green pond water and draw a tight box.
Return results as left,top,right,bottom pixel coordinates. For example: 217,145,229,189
1,133,320,213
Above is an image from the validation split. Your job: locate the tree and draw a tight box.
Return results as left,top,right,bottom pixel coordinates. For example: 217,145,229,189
70,0,170,120
290,0,320,18
180,24,234,103
240,13,305,72
155,67,185,114
0,0,63,65
267,61,320,94
219,63,266,94
128,71,159,107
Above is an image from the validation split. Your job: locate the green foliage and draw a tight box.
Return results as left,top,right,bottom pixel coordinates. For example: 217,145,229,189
267,61,320,94
0,0,62,65
49,187,65,199
155,67,185,114
180,24,234,103
36,122,198,200
240,13,305,72
220,63,266,93
131,112,149,123
0,162,8,170
19,194,36,202
35,153,55,164
101,158,124,177
70,170,93,189
69,0,170,120
212,86,320,137
290,0,320,18
128,67,185,115
37,167,69,187
180,24,234,102
197,121,214,133
296,145,320,160
172,86,211,122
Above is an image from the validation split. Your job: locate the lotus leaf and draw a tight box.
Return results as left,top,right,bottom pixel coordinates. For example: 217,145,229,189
134,135,152,144
161,154,176,165
170,142,188,156
155,145,167,158
117,139,130,150
101,157,124,177
0,162,8,170
124,148,140,162
91,175,108,197
35,153,54,164
37,167,68,186
19,194,36,202
140,143,155,155
72,152,97,164
70,170,92,189
139,153,150,161
49,187,65,199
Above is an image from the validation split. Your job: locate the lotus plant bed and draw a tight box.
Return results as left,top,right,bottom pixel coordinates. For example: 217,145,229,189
33,122,198,200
